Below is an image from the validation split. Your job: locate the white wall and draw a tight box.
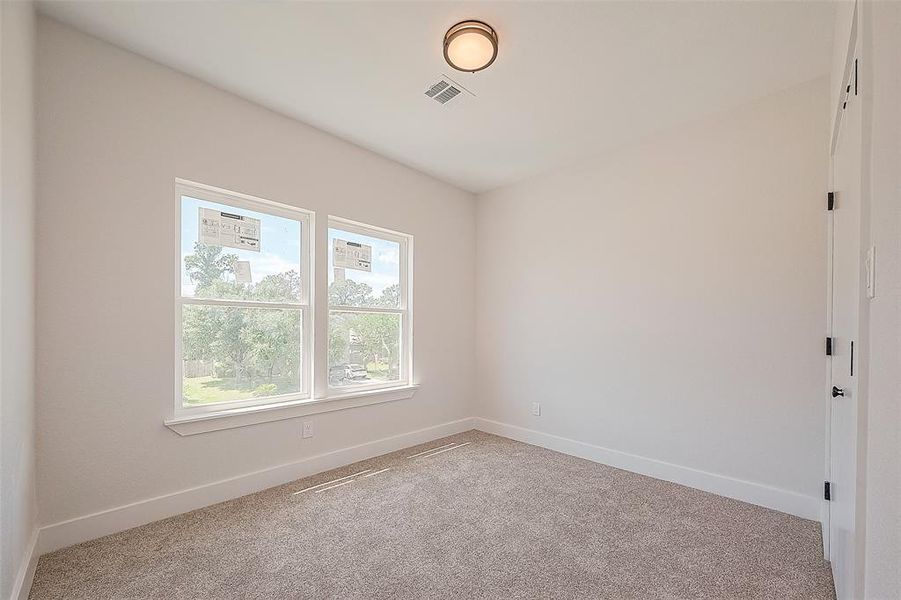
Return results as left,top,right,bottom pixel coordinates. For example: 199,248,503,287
860,1,901,596
476,78,829,515
1,0,38,597
35,18,475,531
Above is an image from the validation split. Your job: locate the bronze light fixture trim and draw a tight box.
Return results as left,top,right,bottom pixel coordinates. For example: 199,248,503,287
443,20,499,73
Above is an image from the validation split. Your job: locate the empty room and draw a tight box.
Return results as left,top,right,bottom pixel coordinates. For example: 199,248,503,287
2,0,900,598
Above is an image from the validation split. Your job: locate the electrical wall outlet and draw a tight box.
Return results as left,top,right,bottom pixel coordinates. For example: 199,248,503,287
302,421,314,439
531,402,541,416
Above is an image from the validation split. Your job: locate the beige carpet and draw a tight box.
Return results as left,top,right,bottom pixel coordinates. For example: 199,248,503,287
30,431,835,599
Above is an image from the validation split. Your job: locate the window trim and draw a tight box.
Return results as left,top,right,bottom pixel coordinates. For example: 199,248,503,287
326,216,413,397
173,179,314,420
164,384,419,436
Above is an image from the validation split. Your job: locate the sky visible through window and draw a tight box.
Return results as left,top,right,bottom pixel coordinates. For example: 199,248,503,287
328,227,400,296
181,196,300,297
181,196,399,297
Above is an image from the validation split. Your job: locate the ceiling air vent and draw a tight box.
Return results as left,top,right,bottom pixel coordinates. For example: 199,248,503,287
424,79,463,105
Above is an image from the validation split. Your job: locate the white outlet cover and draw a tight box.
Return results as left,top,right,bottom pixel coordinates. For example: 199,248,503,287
531,402,541,416
302,421,313,438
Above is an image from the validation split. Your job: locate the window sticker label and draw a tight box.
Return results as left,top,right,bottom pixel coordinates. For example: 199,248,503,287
333,238,372,272
199,207,261,252
234,260,252,283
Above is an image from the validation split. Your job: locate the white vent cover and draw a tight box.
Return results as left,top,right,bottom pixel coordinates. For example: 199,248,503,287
424,76,474,106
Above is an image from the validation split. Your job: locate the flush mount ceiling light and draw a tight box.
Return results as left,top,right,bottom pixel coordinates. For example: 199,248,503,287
443,20,498,73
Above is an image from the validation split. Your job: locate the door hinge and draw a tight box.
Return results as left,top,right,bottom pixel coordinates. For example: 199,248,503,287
855,59,858,96
827,192,835,211
826,337,833,356
824,481,831,501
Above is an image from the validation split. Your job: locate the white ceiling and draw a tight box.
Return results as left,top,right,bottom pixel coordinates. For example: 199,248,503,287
38,1,835,193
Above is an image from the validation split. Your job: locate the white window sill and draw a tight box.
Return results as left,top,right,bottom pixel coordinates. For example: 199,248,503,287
164,384,418,436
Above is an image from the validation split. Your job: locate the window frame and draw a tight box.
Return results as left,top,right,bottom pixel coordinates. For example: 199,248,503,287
174,179,314,419
326,216,413,397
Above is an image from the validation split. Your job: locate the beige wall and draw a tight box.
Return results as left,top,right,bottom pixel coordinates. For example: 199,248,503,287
861,1,901,597
1,0,37,597
476,78,829,512
35,18,476,527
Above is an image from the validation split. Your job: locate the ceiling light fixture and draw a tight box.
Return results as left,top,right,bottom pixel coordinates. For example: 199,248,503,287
443,20,498,73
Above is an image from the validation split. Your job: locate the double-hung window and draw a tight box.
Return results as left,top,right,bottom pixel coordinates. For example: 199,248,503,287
327,217,412,393
176,180,312,416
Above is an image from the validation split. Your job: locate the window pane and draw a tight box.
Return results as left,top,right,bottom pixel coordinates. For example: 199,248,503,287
328,227,400,308
181,196,302,303
328,311,401,387
182,305,302,406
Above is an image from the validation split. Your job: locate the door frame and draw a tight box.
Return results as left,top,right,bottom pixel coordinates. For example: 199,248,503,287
824,4,859,562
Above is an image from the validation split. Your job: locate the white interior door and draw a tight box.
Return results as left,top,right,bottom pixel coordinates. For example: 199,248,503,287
828,50,861,600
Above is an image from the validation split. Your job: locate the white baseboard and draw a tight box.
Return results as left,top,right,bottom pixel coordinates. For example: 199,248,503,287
34,415,822,563
11,529,39,600
474,418,821,521
37,417,476,555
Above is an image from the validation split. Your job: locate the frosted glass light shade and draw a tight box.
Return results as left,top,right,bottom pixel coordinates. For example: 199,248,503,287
443,21,498,72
